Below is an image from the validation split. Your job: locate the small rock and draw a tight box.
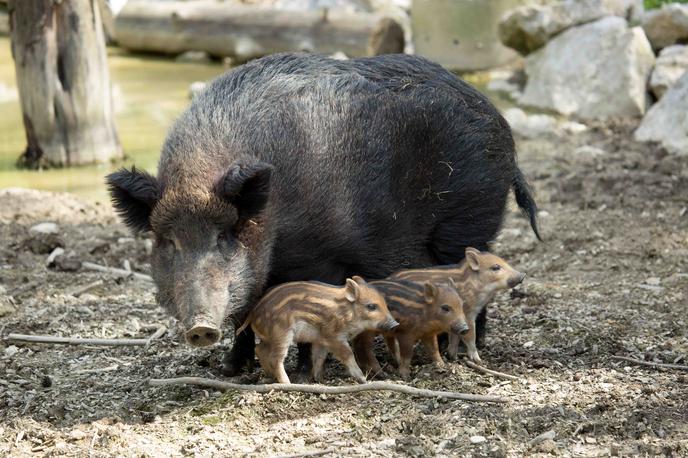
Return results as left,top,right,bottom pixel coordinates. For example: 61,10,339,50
520,16,655,119
524,341,535,348
79,293,99,302
560,121,588,134
26,233,65,255
635,72,688,155
52,255,82,272
641,3,688,51
176,50,211,63
29,222,59,235
0,295,16,317
585,436,597,444
4,345,19,357
68,429,89,441
46,247,65,266
499,0,642,55
530,430,556,446
189,81,207,100
470,435,487,444
503,107,558,138
330,51,349,60
574,145,606,160
533,439,558,454
650,45,688,99
645,277,661,286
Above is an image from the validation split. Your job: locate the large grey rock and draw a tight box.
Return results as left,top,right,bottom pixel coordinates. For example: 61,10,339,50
641,3,688,51
650,45,688,99
499,0,643,55
520,16,655,120
635,72,688,155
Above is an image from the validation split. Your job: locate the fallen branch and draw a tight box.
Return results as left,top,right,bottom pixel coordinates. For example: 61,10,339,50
66,279,104,297
149,377,506,402
81,261,153,282
6,325,167,347
463,359,522,381
274,449,336,458
611,355,688,372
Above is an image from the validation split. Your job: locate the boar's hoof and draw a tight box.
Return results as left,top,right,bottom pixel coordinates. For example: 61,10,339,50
185,326,222,347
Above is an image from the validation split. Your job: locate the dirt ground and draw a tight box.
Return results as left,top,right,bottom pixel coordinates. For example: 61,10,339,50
0,119,686,457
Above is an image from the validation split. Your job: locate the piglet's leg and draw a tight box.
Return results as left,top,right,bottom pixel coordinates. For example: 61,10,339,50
461,319,481,363
396,335,415,380
421,334,445,367
271,337,292,384
328,338,367,383
255,341,274,379
353,332,381,376
384,335,400,365
447,332,460,361
311,343,329,383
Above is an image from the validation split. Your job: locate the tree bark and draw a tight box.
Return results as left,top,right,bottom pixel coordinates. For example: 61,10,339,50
115,2,404,61
9,0,122,168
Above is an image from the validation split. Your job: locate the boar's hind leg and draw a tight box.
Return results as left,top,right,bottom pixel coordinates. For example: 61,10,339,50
221,327,256,376
294,343,313,381
311,343,329,383
396,335,416,380
328,339,367,383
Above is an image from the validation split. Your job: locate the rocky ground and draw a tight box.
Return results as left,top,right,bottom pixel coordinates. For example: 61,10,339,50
0,119,687,457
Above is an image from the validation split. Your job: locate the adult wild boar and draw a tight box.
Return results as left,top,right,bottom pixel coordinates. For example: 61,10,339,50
106,53,540,375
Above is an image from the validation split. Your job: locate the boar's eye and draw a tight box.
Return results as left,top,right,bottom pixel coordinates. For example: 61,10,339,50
366,303,377,311
441,304,451,313
490,264,501,272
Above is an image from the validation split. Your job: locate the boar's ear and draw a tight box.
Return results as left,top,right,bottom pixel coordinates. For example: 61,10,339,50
106,167,160,233
219,161,273,218
345,278,360,302
448,277,458,289
465,247,481,271
423,282,438,304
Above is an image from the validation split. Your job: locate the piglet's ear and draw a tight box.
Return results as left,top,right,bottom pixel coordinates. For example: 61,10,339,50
106,167,160,234
465,247,481,271
218,161,273,218
345,278,360,303
423,282,437,304
351,275,367,285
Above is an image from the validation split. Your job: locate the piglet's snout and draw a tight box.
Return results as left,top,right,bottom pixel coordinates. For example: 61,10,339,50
380,319,400,331
508,272,527,288
185,324,222,347
452,321,470,335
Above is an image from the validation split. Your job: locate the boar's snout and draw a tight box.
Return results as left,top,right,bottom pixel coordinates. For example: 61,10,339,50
508,272,527,288
452,321,470,335
185,325,222,347
380,319,400,332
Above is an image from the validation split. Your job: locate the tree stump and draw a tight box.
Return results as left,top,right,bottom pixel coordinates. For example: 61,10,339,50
9,0,122,168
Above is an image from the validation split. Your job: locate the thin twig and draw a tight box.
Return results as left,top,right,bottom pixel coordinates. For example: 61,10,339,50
66,279,104,297
148,377,506,403
464,359,523,381
6,325,167,347
273,448,336,458
611,355,688,372
81,262,153,282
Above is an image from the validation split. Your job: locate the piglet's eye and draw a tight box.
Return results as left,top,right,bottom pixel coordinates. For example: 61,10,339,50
366,303,377,311
490,265,501,271
441,304,451,313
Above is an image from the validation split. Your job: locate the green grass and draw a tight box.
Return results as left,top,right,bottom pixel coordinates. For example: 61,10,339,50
645,0,688,9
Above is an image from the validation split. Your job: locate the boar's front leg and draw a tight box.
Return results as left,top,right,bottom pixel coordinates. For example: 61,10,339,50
327,338,367,383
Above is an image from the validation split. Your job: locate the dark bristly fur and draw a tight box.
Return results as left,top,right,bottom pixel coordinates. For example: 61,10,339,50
105,53,540,375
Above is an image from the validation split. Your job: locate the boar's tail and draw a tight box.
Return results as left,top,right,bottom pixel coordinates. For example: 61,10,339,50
513,167,542,241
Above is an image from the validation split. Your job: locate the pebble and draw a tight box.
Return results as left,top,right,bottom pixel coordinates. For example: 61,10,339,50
530,430,556,445
645,277,661,286
469,435,486,444
523,341,535,348
29,222,59,235
4,345,19,357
